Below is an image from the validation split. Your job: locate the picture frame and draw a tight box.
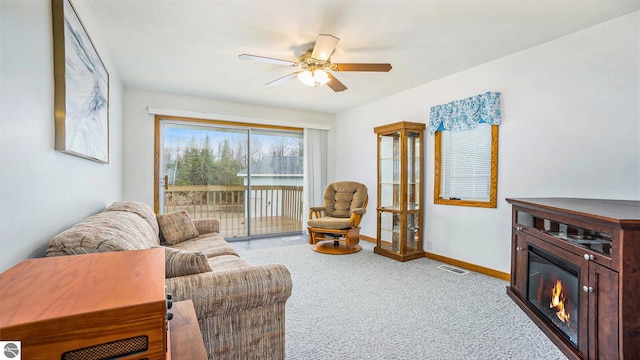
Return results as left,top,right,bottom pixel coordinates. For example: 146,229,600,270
52,0,109,163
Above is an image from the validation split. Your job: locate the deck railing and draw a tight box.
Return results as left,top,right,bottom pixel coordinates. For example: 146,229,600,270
163,185,303,238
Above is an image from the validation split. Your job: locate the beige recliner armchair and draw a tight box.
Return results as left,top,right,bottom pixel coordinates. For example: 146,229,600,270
307,181,368,254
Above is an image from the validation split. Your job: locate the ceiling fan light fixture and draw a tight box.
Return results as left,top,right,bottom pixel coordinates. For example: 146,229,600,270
297,69,330,87
314,69,330,86
240,33,391,92
297,70,315,86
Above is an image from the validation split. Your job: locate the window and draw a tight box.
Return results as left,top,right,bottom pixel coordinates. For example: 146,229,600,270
434,124,498,208
154,116,305,238
429,91,501,208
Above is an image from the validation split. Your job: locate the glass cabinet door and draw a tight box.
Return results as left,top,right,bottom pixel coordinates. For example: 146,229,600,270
379,132,400,209
407,132,420,210
407,131,421,252
374,122,425,262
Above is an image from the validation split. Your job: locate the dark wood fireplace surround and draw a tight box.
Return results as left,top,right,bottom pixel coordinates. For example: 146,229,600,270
506,198,640,360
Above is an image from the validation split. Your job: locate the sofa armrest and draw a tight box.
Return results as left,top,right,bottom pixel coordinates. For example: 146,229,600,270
165,264,292,319
192,218,220,234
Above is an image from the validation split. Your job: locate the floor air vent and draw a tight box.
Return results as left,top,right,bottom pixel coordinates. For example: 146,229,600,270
437,265,469,275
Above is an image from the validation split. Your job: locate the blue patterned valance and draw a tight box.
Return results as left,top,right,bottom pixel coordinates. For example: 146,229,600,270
428,91,501,135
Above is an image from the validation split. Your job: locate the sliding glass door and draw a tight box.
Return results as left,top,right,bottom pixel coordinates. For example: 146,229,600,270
156,118,304,240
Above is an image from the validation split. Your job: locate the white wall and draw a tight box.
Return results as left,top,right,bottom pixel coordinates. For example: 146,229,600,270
1,3,636,276
0,0,124,272
123,89,334,207
334,12,640,273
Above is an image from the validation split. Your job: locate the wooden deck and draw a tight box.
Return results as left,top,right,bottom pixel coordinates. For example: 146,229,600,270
163,185,303,238
219,215,302,239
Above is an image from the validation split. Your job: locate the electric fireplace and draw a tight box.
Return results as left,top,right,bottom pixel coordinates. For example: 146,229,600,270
505,198,640,360
527,246,579,348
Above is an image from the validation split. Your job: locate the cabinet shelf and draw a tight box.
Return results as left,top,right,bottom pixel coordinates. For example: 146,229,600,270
516,209,613,257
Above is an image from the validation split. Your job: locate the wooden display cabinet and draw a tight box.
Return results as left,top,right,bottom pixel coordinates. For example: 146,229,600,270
505,198,640,360
374,121,425,262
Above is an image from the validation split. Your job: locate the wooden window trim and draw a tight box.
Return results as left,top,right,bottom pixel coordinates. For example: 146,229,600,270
433,125,498,208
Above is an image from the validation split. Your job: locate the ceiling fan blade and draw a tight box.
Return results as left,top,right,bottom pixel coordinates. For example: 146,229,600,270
266,72,301,87
239,54,297,66
326,73,347,92
334,63,392,72
311,34,340,62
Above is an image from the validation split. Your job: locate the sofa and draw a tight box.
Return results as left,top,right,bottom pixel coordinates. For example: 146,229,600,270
46,201,292,360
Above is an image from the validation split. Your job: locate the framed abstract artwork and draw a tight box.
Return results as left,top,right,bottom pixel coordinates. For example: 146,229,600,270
52,0,109,163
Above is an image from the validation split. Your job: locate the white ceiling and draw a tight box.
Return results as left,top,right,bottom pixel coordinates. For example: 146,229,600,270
85,0,639,114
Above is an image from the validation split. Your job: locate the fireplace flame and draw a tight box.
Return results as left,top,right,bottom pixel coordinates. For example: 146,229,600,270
550,280,570,323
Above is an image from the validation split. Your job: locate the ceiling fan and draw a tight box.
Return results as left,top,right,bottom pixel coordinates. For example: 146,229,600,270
239,34,392,92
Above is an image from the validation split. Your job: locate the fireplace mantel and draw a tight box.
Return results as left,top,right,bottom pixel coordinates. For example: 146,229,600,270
506,198,640,360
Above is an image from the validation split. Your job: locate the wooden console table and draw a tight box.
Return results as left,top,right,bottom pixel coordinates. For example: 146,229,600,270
0,249,168,359
1,249,208,360
169,300,207,360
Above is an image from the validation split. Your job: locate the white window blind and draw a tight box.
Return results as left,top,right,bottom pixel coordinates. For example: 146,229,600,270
440,123,491,201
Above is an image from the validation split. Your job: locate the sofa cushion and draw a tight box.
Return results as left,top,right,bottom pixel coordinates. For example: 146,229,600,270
207,254,251,273
168,233,240,258
157,210,200,245
159,246,212,278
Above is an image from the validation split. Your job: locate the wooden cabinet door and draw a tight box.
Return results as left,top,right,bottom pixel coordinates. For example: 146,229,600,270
588,263,619,360
510,230,528,296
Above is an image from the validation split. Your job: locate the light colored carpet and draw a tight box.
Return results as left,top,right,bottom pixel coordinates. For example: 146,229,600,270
237,241,568,360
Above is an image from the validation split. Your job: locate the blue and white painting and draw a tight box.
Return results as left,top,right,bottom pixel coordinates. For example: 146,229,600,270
62,0,109,163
